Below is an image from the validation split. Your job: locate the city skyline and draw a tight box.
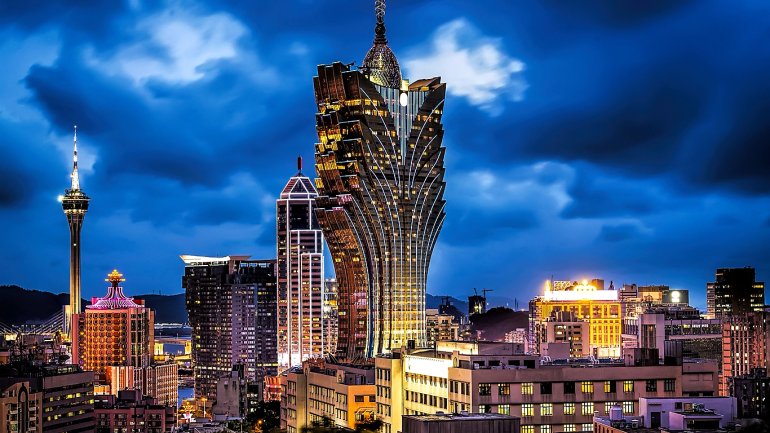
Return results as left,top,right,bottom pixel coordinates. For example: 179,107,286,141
2,1,770,309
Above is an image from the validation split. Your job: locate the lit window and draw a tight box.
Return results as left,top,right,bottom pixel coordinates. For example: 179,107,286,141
521,383,534,395
581,381,594,393
581,402,594,415
522,404,534,417
564,403,576,415
564,424,576,432
522,426,535,433
479,384,491,396
582,424,594,432
498,404,510,415
499,383,511,396
622,401,634,414
541,426,552,433
604,381,616,393
541,403,553,417
623,381,634,393
604,402,616,414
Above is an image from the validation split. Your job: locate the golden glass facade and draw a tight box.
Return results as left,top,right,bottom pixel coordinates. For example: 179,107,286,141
530,280,622,357
312,7,447,359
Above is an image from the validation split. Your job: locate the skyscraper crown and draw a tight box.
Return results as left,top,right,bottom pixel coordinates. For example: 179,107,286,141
361,0,402,88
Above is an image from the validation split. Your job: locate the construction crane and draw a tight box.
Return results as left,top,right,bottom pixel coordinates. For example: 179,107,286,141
482,288,494,308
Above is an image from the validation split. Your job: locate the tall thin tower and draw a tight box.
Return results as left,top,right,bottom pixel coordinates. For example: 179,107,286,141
313,0,447,359
61,126,90,335
277,157,326,371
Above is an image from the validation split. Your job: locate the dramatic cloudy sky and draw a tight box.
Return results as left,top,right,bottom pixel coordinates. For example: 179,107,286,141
1,0,769,310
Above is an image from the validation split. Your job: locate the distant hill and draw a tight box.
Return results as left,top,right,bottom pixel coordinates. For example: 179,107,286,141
0,285,73,325
135,294,187,323
469,307,529,341
0,285,187,325
426,293,468,315
1,286,475,326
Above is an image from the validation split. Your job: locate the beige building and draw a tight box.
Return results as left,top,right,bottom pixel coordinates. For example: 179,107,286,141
109,363,179,407
374,342,718,433
280,362,376,433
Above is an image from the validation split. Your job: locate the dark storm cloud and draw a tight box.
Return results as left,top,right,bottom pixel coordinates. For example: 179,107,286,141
1,0,770,305
561,170,666,219
597,223,641,243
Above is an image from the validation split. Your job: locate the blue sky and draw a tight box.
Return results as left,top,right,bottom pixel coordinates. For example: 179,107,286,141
1,0,769,310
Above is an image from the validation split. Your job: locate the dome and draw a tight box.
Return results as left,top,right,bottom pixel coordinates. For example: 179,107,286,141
361,8,402,88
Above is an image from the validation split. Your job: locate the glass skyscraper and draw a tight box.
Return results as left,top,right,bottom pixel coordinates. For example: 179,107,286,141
313,1,447,359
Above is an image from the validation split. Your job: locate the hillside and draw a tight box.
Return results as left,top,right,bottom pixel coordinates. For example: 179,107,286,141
0,285,73,325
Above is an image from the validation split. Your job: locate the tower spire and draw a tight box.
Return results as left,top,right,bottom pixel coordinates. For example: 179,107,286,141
374,0,387,43
71,125,80,191
297,155,303,174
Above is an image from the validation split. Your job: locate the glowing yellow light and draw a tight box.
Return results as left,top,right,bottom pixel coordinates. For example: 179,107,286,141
57,195,64,202
582,279,588,286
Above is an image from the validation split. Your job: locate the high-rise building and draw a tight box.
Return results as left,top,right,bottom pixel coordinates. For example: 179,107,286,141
707,267,765,319
720,309,770,396
529,279,622,358
313,0,447,359
277,159,326,371
72,270,154,383
323,278,339,357
60,126,90,336
182,255,277,399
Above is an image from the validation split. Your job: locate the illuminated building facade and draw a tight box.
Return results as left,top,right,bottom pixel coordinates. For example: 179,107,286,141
72,270,154,383
277,160,326,371
323,278,339,356
707,267,765,319
313,1,447,359
720,309,770,396
280,361,376,433
61,126,90,336
182,255,277,399
529,280,622,358
109,363,179,407
374,341,718,433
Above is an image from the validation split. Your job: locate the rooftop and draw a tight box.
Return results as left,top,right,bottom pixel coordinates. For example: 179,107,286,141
404,412,519,422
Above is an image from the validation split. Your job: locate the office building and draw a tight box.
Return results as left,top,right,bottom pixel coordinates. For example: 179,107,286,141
61,126,90,336
0,380,42,433
733,368,770,419
622,307,722,363
280,361,376,433
277,160,326,371
72,269,154,383
720,310,770,396
323,278,339,357
707,267,765,319
109,363,179,407
95,389,177,433
374,341,718,433
313,0,447,359
0,362,95,433
529,280,622,357
182,255,277,399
